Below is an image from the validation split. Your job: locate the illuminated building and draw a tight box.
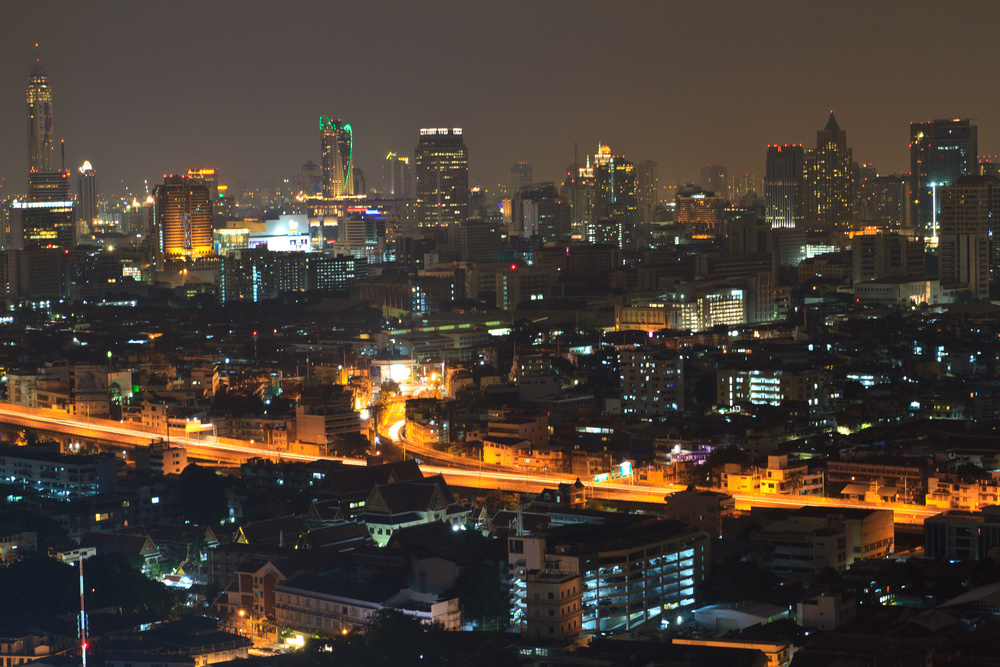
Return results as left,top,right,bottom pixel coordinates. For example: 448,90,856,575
701,164,729,201
507,518,709,635
415,127,469,226
804,112,854,231
219,248,366,303
510,161,534,192
15,170,75,248
980,155,1000,178
381,152,411,197
186,168,219,199
516,183,571,241
764,144,804,229
674,185,723,233
152,174,214,264
26,53,54,173
716,366,825,408
619,347,684,415
637,160,659,223
562,160,596,236
320,117,354,199
910,118,978,237
78,161,98,230
595,154,638,226
937,175,1000,298
495,263,559,310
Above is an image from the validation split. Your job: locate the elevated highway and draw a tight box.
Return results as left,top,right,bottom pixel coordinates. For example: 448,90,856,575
0,404,940,524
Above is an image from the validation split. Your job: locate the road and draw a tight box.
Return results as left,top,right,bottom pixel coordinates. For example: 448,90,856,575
0,403,940,524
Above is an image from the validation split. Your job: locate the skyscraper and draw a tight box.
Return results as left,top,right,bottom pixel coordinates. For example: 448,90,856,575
26,52,54,173
637,160,659,223
938,175,1000,299
415,128,469,227
320,117,354,199
381,152,411,197
804,112,853,231
511,162,534,192
595,154,638,225
764,144,804,229
700,164,728,201
15,170,75,248
78,161,98,230
910,118,978,238
153,175,214,266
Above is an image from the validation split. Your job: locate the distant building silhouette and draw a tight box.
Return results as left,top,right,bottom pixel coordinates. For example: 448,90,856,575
700,164,728,201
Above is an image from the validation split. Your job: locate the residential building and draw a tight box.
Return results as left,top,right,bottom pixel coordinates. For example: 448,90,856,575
618,346,684,415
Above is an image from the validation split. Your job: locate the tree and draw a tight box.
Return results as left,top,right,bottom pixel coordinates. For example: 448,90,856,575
482,488,520,516
177,464,229,525
453,561,508,630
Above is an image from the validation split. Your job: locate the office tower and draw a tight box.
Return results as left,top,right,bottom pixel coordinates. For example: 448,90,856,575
352,168,367,196
764,144,804,229
804,112,854,231
910,119,978,238
516,183,571,242
26,55,55,173
619,348,684,415
637,160,659,223
320,117,354,199
510,162,534,192
562,160,596,236
415,128,469,227
186,168,218,200
700,164,728,201
152,175,214,265
595,155,638,224
381,152,411,197
938,175,1000,299
15,170,75,248
78,161,98,231
980,156,1000,179
852,232,925,284
298,160,322,196
447,219,501,263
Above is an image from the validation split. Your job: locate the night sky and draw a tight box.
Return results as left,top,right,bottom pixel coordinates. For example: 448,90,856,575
3,1,999,200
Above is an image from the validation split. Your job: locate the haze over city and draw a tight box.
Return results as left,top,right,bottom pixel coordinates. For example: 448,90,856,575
3,0,999,197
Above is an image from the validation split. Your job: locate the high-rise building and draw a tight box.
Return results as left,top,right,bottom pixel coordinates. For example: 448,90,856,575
562,160,596,237
320,117,354,199
510,162,534,193
186,168,218,200
15,170,75,248
637,160,659,223
26,55,55,173
675,185,723,233
298,160,322,197
804,112,854,231
415,128,469,227
595,155,638,225
938,175,1000,299
764,144,804,229
701,164,729,201
516,183,571,242
153,175,214,265
910,118,978,238
77,161,98,231
381,152,411,197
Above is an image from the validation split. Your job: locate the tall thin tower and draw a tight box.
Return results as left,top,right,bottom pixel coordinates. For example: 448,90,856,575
26,44,55,172
320,117,354,199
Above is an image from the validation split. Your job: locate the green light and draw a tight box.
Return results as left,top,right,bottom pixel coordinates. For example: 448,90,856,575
343,124,353,189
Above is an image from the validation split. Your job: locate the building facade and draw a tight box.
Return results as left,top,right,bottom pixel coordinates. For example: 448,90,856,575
415,128,469,227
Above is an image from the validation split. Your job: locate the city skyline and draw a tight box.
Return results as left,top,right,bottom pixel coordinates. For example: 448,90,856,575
1,1,999,200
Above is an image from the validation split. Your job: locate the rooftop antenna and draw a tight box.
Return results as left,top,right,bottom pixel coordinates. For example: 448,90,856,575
61,139,65,172
35,43,39,64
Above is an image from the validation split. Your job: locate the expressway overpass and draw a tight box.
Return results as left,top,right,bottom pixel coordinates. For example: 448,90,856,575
0,404,940,525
